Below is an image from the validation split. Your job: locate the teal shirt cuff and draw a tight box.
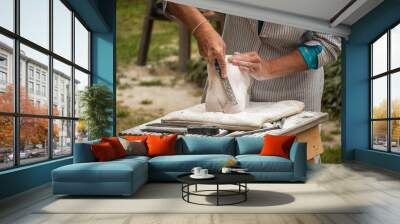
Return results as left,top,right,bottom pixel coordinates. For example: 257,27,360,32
298,45,322,69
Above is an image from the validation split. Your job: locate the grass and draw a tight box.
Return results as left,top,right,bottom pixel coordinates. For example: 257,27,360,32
321,130,334,142
138,79,164,86
321,144,342,163
117,82,131,90
116,102,164,134
116,0,179,67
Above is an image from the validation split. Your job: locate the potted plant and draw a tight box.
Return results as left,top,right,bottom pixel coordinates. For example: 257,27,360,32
79,84,113,140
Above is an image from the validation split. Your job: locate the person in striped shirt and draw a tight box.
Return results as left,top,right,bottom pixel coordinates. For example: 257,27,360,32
165,2,341,112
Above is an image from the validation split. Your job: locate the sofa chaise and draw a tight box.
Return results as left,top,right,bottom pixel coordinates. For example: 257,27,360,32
52,136,306,196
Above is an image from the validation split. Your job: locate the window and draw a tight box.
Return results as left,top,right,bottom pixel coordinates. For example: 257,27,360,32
0,0,14,32
53,119,72,158
0,54,8,90
370,23,400,154
42,85,46,97
28,81,34,94
35,84,40,95
0,35,13,112
53,59,72,117
20,0,49,48
35,70,40,81
0,0,91,170
75,18,90,70
0,71,7,83
28,67,34,80
53,0,72,60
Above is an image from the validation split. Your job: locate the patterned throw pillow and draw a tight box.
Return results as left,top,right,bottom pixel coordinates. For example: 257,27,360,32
119,137,147,156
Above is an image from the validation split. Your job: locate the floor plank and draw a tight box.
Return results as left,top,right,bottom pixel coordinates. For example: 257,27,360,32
1,163,400,224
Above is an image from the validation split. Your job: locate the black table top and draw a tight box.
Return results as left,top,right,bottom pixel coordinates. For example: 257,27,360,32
177,172,255,185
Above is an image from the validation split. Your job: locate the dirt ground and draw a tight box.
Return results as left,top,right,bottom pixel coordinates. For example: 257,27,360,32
118,64,202,113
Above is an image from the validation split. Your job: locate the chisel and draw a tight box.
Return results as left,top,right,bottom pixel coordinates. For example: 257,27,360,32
214,60,238,105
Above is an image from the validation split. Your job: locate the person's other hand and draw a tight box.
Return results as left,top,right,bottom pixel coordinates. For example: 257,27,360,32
229,51,271,80
193,22,227,77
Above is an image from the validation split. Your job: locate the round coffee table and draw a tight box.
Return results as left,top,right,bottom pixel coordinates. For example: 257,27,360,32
177,173,255,206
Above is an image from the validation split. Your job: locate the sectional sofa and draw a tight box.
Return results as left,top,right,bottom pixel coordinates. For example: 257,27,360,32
52,136,306,196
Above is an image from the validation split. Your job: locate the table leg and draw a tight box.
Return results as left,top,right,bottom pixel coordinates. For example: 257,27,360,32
195,184,198,192
217,184,219,206
187,184,190,202
245,183,247,201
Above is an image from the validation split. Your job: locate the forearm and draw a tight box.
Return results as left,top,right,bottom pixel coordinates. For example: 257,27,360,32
166,3,209,34
263,50,308,78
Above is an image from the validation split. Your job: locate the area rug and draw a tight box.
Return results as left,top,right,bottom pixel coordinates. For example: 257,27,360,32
38,183,361,214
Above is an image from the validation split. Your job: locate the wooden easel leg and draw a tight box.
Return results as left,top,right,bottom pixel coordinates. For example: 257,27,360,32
178,23,191,72
137,16,154,66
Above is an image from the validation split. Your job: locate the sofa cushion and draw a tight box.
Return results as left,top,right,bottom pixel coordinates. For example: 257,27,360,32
236,137,263,155
178,136,235,155
236,155,293,172
149,154,235,172
53,158,148,183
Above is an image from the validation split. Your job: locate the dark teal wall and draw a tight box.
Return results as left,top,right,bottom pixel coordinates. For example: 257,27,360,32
0,0,116,200
343,0,400,171
91,0,116,136
0,158,72,199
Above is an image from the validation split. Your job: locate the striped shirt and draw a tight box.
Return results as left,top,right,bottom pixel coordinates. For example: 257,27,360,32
220,15,341,112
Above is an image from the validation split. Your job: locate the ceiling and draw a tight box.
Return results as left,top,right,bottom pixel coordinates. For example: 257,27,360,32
167,0,384,37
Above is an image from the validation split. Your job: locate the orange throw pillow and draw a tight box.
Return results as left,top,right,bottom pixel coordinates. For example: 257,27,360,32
259,134,296,159
123,135,148,142
146,134,177,157
91,142,117,162
101,137,126,158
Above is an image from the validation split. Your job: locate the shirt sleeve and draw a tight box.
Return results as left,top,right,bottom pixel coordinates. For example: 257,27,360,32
298,32,341,69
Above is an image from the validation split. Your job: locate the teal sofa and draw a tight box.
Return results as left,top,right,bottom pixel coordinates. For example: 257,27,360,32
52,136,306,196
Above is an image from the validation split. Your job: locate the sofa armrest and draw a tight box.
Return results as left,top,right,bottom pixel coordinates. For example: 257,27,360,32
73,140,100,163
289,141,307,181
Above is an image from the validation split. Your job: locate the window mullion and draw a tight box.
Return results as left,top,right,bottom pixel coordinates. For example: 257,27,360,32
13,0,21,167
48,0,54,160
71,10,76,155
388,30,391,152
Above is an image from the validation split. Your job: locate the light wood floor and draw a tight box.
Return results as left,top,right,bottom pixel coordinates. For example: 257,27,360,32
1,163,400,224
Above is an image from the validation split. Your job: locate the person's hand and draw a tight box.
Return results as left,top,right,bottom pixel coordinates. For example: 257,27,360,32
193,22,227,77
229,51,271,80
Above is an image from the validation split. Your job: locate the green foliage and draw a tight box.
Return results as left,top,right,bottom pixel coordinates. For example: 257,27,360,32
321,130,334,142
138,79,164,86
186,59,208,87
321,144,342,163
322,57,342,118
80,84,114,140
